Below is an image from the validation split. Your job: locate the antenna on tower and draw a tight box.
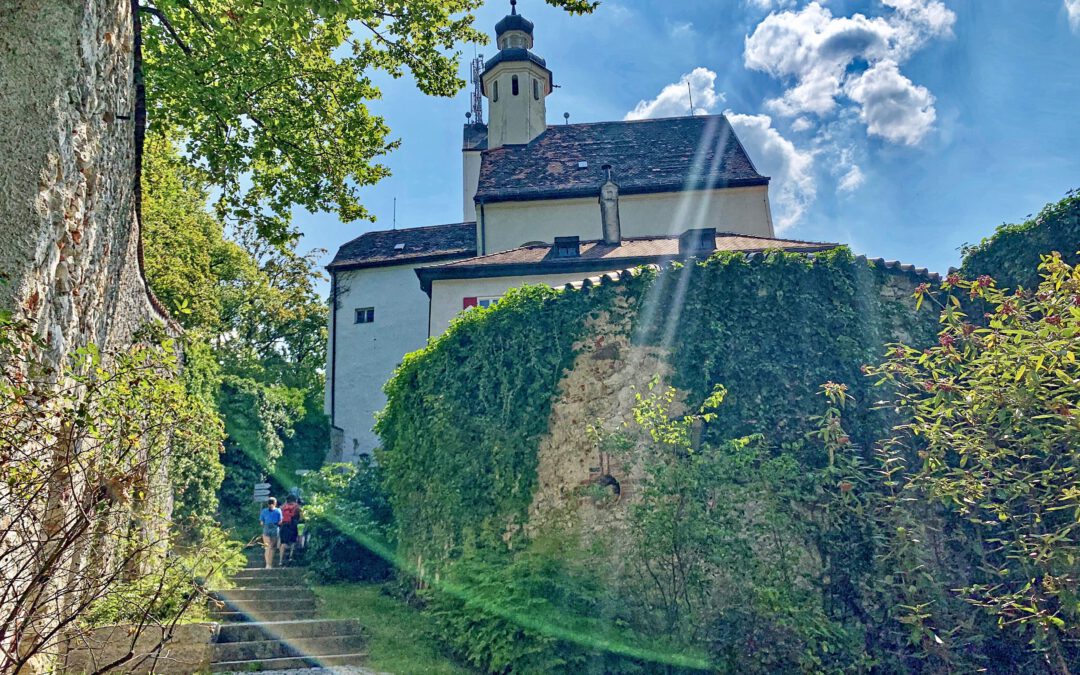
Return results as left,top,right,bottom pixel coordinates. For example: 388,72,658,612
469,54,485,125
393,197,397,230
687,82,695,116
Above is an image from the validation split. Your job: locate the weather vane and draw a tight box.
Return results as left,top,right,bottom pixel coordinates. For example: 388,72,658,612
511,0,517,15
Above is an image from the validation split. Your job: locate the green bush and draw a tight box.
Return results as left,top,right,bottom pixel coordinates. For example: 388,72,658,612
423,545,704,675
303,459,395,583
960,187,1080,289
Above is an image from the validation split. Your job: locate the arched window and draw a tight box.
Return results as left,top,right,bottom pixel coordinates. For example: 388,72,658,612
533,79,540,100
492,81,499,102
512,75,519,96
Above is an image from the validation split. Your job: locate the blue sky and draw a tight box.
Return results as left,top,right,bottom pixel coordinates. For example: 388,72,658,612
295,0,1080,285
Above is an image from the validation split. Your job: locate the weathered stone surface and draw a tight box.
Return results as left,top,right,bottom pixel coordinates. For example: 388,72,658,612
61,624,218,675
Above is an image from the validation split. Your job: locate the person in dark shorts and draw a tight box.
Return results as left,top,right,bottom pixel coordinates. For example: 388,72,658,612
279,494,302,565
259,497,282,569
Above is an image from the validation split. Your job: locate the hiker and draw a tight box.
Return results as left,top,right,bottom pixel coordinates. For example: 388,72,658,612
259,497,282,569
279,494,302,565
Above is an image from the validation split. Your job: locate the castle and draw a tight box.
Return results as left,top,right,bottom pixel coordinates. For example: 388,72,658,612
325,3,834,460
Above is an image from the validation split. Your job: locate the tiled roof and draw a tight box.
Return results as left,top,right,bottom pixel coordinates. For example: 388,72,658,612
415,232,837,292
328,222,477,271
437,233,834,268
474,115,768,204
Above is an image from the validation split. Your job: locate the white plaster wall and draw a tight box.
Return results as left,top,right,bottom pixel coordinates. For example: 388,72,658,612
463,150,482,222
328,264,432,460
483,61,549,149
429,272,622,337
479,185,773,254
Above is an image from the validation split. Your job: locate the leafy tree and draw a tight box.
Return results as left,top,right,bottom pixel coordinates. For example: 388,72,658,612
139,0,597,242
141,138,328,533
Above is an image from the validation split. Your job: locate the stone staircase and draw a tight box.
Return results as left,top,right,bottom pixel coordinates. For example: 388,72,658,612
207,546,368,672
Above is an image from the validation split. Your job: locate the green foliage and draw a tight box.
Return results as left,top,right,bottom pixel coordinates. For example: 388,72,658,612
378,283,615,567
960,187,1080,289
861,256,1080,671
424,544,699,675
303,459,395,583
141,138,328,535
0,314,231,667
141,0,595,242
647,247,934,450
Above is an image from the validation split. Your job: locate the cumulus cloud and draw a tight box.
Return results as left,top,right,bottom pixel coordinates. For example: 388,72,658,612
791,117,814,132
625,68,724,121
726,112,817,231
744,0,953,144
837,164,865,193
844,61,935,145
1068,0,1080,31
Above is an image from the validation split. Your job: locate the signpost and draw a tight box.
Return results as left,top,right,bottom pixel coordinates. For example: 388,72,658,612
253,482,271,503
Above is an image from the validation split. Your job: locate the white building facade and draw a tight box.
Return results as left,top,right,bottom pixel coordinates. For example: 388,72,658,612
325,6,781,458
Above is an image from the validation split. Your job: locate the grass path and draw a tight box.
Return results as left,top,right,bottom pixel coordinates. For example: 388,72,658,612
314,583,475,675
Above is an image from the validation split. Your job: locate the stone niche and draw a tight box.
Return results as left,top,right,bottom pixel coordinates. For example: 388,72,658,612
60,624,218,675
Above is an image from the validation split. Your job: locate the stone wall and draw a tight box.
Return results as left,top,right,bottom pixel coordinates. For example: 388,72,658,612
524,259,935,539
61,624,217,675
0,2,174,669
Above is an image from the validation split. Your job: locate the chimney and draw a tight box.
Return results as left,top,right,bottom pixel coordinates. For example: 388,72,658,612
678,228,717,257
599,164,621,246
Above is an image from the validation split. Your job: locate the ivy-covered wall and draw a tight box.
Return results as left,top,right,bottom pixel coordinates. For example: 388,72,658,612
377,247,938,568
960,188,1079,289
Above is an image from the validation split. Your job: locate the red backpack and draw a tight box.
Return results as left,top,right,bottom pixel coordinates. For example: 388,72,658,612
280,502,300,524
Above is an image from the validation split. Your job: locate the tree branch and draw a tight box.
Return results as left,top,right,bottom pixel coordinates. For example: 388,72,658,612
139,5,193,56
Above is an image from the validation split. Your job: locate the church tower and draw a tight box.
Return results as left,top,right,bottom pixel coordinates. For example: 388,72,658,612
481,1,553,149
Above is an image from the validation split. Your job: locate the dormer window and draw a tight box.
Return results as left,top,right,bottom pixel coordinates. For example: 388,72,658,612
553,236,580,258
678,228,717,257
512,75,519,96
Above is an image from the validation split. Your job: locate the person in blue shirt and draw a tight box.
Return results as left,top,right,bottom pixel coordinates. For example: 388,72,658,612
259,497,283,569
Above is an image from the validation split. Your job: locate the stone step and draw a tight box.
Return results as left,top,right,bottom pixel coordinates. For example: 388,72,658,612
209,652,368,672
230,568,305,584
210,608,318,622
211,597,317,615
211,635,366,663
211,587,315,602
216,619,364,644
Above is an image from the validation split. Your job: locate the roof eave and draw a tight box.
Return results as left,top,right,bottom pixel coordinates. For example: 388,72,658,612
328,250,477,274
473,177,770,205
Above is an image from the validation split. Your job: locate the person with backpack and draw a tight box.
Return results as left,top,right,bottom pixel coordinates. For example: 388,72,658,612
279,494,302,565
259,497,283,569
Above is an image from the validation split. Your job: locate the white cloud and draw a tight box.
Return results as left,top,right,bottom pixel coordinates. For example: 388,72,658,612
746,0,797,10
1067,0,1080,31
791,117,814,132
844,60,935,145
837,164,865,193
726,112,817,231
625,68,724,121
743,0,953,144
668,20,696,40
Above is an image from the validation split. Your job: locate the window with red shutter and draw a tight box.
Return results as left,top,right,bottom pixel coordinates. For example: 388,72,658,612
463,297,478,309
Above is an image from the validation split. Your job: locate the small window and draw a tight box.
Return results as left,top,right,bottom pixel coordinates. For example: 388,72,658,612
512,75,519,96
533,79,540,100
463,296,500,310
493,81,499,102
355,307,375,324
